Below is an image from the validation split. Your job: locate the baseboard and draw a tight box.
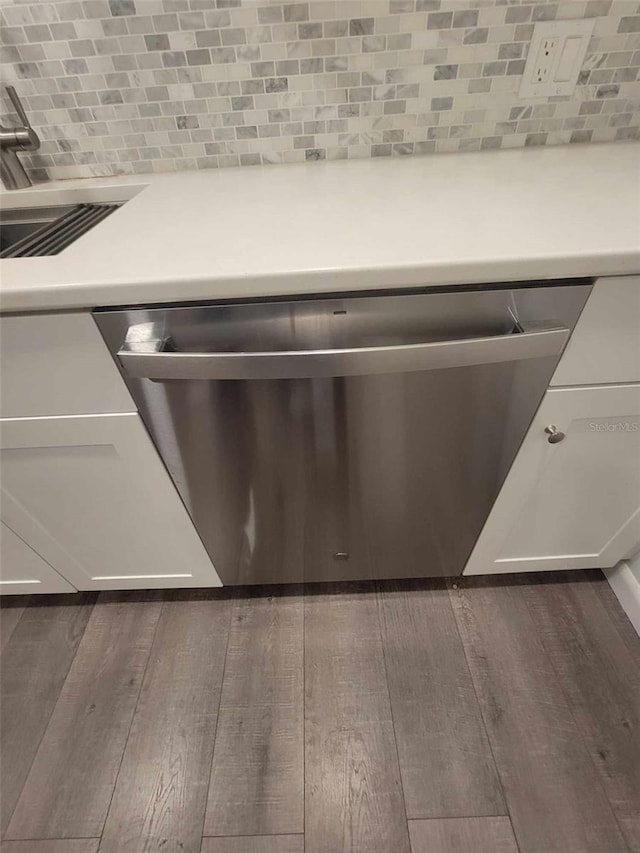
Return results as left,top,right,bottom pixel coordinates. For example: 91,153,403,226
605,561,640,637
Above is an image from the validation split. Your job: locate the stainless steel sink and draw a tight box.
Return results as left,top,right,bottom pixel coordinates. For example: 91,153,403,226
0,202,120,257
0,205,76,254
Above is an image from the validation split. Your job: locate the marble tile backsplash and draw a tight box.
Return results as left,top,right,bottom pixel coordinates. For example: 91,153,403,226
0,0,638,179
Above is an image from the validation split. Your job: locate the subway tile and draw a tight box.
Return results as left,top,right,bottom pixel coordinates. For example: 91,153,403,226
499,42,524,59
1,0,634,178
196,31,221,48
265,77,289,92
186,49,211,65
145,34,170,51
299,22,323,38
434,64,458,79
284,4,310,23
619,16,640,33
507,59,526,75
532,5,558,22
350,18,375,36
453,10,478,28
108,0,136,16
428,11,453,29
463,28,489,44
506,6,532,24
162,51,186,67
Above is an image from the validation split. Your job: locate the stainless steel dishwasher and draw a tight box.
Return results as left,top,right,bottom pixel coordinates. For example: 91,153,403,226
95,281,591,585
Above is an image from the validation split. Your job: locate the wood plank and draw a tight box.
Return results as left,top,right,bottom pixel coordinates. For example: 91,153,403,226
0,593,94,834
449,576,628,853
408,816,519,853
618,816,640,853
521,571,640,850
1,842,99,853
377,579,505,818
305,582,411,853
596,569,640,667
201,837,304,853
6,591,163,840
0,597,28,653
204,586,304,837
99,590,231,853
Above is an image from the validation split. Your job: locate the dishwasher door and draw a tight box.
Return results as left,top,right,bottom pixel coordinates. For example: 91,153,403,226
95,282,591,584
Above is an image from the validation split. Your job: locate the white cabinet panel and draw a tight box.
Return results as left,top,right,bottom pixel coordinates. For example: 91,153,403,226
0,413,221,590
1,521,75,595
464,384,640,575
0,312,134,418
551,276,640,387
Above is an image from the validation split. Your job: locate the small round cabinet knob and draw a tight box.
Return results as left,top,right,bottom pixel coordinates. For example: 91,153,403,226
545,424,566,444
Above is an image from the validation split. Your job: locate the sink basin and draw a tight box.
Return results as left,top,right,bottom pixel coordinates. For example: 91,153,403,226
0,202,120,258
0,206,77,254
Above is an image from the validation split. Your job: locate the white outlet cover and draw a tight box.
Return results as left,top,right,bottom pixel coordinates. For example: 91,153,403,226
519,19,595,99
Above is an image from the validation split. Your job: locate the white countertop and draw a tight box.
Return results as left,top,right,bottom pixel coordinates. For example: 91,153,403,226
1,142,639,313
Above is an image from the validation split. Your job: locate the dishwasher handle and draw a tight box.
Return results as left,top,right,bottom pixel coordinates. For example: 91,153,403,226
117,323,570,381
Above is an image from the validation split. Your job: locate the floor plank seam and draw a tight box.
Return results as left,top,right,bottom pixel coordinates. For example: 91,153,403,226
96,592,166,846
0,597,28,653
199,594,235,846
518,576,634,853
2,594,97,840
445,579,520,853
373,580,412,845
302,587,306,852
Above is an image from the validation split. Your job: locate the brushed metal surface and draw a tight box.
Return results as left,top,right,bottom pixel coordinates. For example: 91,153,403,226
0,86,40,190
117,326,569,380
95,283,591,585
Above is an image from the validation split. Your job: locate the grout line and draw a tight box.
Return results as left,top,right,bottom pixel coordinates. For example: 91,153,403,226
96,591,165,846
2,591,97,840
445,578,522,853
374,579,412,849
517,575,633,853
197,592,235,852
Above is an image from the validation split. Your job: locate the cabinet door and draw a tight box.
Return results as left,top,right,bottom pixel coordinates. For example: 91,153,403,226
0,413,221,590
1,521,75,595
464,384,640,575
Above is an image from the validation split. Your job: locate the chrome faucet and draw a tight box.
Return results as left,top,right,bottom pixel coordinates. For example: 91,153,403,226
0,86,40,190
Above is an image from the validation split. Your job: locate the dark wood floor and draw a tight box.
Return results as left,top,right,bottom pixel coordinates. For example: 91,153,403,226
1,570,639,853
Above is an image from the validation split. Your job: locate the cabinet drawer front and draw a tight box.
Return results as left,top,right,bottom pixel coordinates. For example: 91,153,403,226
551,276,640,387
0,312,134,418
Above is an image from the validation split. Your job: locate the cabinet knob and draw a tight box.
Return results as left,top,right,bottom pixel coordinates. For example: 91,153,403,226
545,424,565,444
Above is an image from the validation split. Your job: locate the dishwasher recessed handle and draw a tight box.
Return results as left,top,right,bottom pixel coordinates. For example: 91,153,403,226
117,323,570,381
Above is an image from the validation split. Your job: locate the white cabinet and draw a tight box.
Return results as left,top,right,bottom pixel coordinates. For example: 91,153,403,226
464,383,640,575
0,521,76,595
0,312,135,418
551,276,640,387
0,412,221,590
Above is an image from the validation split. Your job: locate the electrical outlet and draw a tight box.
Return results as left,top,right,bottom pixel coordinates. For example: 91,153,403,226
519,20,595,98
534,38,557,83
